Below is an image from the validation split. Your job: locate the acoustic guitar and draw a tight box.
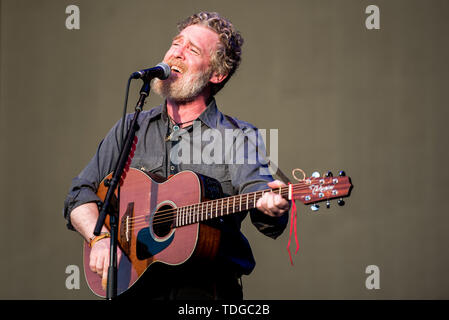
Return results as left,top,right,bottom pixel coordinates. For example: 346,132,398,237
83,168,352,297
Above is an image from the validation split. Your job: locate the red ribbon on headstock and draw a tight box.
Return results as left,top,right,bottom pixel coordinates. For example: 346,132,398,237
287,183,299,265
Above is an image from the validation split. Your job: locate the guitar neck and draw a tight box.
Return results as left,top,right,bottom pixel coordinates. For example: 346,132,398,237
174,175,351,227
175,186,287,227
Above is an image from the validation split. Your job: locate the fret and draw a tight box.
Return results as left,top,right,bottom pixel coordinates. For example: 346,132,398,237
209,201,214,219
208,201,212,219
190,205,194,223
186,206,190,224
209,201,212,218
254,192,257,207
209,201,212,219
215,200,219,218
189,205,192,224
210,201,213,218
201,202,206,220
208,202,211,219
227,198,229,215
221,198,224,216
180,206,184,226
279,187,282,195
239,194,242,212
232,196,235,213
180,207,183,226
246,194,249,210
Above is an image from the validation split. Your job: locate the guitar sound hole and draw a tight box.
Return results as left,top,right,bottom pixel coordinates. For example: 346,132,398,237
152,204,175,238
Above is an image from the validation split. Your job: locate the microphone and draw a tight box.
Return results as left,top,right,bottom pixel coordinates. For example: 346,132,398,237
131,62,171,80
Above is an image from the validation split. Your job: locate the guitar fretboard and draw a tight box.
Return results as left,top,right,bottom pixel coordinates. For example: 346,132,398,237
174,187,287,227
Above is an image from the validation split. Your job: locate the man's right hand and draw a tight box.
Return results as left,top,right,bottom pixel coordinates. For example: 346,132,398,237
89,237,123,290
70,202,124,290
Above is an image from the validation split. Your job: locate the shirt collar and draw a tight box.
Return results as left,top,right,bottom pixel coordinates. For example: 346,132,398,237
198,97,220,129
151,97,220,129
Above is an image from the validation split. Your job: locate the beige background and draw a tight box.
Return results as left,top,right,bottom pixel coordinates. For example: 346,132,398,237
1,0,448,299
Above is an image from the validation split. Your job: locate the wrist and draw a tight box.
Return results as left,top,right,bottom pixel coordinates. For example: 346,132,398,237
88,232,110,247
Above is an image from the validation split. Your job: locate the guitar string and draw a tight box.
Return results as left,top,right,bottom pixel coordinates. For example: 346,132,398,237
124,181,345,225
124,184,300,225
124,184,345,228
124,181,335,223
125,184,345,229
126,195,277,230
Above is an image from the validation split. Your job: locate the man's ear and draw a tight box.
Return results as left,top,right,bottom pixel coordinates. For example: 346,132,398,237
209,72,228,84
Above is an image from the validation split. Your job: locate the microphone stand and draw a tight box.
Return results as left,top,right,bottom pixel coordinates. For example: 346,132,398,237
93,76,152,300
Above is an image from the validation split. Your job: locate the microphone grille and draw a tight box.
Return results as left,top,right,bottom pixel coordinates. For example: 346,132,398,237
156,62,171,80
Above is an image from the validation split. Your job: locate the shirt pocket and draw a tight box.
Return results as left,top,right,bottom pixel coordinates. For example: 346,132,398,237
131,155,164,175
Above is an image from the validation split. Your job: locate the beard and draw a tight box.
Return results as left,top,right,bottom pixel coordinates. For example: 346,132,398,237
151,64,212,103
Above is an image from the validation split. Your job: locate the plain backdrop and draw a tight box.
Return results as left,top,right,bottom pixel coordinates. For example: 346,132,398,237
1,0,448,299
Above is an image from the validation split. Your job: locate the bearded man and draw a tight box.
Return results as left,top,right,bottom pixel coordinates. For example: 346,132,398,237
64,12,290,300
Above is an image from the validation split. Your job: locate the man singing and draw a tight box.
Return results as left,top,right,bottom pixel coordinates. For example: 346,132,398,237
64,11,290,300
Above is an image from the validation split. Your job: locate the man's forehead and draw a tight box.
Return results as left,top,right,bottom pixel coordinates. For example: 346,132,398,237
174,25,219,49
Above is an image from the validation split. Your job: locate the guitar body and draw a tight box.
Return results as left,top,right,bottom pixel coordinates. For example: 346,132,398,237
83,168,221,298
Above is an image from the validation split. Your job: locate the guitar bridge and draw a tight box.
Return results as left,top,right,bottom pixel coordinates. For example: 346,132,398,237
126,216,130,242
119,202,134,255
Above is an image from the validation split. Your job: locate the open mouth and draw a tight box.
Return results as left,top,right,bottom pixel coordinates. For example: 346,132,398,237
171,65,183,74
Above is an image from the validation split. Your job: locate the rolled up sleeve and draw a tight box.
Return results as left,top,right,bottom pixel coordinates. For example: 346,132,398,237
63,118,125,230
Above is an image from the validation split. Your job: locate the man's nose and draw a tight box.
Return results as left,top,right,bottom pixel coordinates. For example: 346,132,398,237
171,44,186,60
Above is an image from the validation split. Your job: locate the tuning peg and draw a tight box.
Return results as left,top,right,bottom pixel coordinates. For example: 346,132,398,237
310,204,320,211
326,200,331,209
338,171,346,177
311,171,320,178
325,171,333,177
337,198,345,206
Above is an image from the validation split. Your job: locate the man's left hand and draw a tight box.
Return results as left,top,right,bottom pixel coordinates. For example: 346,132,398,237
256,180,290,217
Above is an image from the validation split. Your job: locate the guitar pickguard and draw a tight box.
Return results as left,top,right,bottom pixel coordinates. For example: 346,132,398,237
136,227,175,260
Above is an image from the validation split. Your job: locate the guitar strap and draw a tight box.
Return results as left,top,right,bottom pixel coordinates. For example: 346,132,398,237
224,114,292,184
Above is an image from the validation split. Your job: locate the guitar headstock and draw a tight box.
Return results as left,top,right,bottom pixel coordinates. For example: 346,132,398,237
290,171,353,208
